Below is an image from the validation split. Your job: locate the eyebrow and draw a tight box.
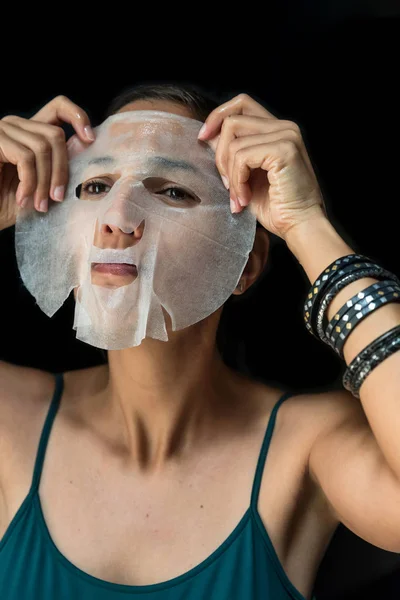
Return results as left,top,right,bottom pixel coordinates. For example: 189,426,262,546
87,156,116,166
148,156,199,174
87,155,199,173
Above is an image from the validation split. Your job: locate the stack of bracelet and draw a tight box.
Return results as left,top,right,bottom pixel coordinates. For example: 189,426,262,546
303,253,400,398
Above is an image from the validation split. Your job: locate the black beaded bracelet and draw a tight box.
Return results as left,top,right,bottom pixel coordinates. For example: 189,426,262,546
303,253,367,337
342,325,400,387
315,263,395,343
351,337,400,398
325,280,395,340
342,325,400,398
303,252,400,399
315,263,400,344
328,282,400,359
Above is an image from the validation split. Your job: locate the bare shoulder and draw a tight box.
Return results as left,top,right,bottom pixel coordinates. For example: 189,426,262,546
246,378,367,494
0,361,56,433
0,361,106,531
286,386,368,443
244,381,346,546
0,361,106,484
275,385,370,511
233,375,337,463
0,362,56,502
243,377,346,436
271,384,368,465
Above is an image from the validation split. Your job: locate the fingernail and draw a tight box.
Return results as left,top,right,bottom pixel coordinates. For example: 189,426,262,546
230,198,238,213
54,185,65,201
20,197,29,209
198,124,207,139
39,199,48,213
84,126,95,141
237,197,245,207
222,175,230,190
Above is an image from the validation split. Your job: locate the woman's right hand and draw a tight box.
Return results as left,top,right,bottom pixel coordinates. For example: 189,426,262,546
0,95,95,231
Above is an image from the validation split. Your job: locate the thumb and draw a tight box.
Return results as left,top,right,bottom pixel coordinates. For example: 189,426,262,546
67,134,91,160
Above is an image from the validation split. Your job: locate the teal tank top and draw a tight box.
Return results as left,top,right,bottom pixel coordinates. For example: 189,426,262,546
0,373,315,600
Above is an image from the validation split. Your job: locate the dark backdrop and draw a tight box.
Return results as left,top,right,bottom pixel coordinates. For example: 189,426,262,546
1,5,400,598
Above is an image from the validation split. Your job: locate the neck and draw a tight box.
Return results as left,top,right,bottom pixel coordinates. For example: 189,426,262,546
96,311,235,470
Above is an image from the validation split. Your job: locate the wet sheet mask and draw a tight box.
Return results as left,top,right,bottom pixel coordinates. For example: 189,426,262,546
15,111,257,350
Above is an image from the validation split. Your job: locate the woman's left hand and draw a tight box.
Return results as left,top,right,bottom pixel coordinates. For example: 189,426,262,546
198,93,328,241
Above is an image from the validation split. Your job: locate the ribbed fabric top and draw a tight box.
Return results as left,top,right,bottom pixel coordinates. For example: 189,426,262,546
0,373,314,599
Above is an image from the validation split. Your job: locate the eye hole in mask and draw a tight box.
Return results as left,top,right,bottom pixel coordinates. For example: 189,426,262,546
75,177,200,208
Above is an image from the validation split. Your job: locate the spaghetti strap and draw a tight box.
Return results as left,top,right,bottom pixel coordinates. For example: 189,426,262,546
250,390,297,508
30,373,64,494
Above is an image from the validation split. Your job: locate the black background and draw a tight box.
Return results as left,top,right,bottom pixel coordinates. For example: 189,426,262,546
1,3,400,598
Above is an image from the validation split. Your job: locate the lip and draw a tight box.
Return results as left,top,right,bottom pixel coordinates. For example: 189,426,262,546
91,263,138,276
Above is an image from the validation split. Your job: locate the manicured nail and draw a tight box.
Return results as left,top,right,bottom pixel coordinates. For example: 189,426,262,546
84,126,95,141
230,198,238,213
198,124,207,139
221,175,229,189
39,199,48,213
54,185,65,201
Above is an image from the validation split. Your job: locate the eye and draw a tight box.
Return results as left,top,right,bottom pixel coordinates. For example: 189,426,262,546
143,178,200,206
76,179,112,199
157,186,195,202
85,180,110,195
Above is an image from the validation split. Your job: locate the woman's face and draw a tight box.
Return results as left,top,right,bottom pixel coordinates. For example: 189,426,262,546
74,100,194,299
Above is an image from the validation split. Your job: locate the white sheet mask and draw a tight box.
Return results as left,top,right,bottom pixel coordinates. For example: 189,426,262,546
15,111,257,350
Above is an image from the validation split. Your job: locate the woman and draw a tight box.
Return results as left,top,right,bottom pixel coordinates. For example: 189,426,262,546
0,84,399,600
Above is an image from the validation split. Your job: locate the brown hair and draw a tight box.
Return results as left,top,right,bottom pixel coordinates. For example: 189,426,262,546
104,81,221,122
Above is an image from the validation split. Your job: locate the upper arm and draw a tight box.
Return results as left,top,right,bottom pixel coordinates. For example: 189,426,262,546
308,389,400,553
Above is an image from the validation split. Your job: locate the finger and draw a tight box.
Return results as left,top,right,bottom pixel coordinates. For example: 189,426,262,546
0,120,52,211
66,133,91,160
0,126,37,207
226,135,270,206
31,95,95,144
233,146,262,209
198,93,276,141
226,129,315,200
215,116,294,185
230,139,304,209
229,144,269,213
205,133,219,155
3,116,68,202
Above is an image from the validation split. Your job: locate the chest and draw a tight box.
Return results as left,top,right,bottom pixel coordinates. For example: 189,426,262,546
37,423,262,585
41,413,328,591
2,397,336,598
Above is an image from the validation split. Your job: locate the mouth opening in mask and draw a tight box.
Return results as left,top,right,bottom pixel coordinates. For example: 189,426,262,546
92,263,138,276
91,262,139,288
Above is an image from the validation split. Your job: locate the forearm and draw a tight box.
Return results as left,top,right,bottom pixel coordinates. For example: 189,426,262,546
286,216,400,480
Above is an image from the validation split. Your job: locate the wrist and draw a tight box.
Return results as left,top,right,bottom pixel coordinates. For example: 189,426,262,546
285,215,356,284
